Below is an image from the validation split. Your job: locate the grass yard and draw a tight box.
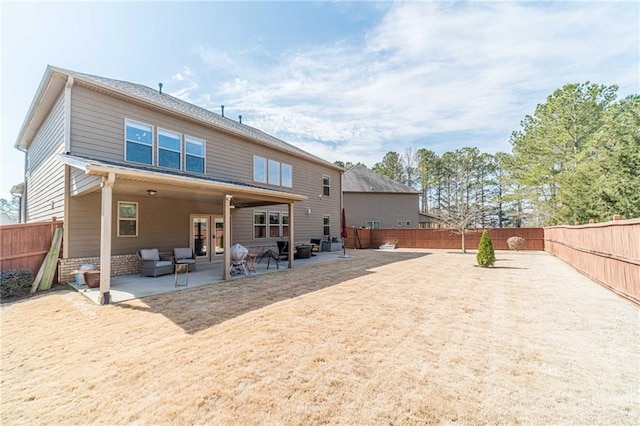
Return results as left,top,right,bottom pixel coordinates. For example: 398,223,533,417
1,249,638,425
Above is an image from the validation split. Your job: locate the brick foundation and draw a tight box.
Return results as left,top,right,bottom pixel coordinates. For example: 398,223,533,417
59,253,150,284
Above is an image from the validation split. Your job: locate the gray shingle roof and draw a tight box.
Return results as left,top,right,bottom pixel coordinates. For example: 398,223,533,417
342,164,417,193
52,66,339,170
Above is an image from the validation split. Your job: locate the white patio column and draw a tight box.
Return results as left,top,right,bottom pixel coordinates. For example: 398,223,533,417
222,194,232,280
99,172,115,305
288,202,294,269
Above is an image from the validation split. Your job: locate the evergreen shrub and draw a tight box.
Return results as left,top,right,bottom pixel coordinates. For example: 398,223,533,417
476,230,496,267
1,269,33,298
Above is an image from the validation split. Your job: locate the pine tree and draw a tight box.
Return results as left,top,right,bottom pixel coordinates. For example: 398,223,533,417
476,230,496,267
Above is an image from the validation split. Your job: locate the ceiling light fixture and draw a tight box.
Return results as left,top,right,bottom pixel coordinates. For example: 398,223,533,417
147,190,157,196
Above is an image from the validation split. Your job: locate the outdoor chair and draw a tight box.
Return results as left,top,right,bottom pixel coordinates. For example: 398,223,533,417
138,249,174,277
173,247,196,272
277,240,289,260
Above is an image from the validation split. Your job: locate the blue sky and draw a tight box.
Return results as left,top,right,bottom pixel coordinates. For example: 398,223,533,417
1,1,638,200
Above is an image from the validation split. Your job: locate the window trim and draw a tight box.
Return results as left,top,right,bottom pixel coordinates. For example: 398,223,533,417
322,175,330,196
397,221,403,227
157,127,182,170
253,156,267,183
185,135,206,174
281,163,292,188
124,119,154,165
268,159,281,185
323,215,331,236
253,210,267,239
366,220,380,229
269,211,282,238
117,201,138,237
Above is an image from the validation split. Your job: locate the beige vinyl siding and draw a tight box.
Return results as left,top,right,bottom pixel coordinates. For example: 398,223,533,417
231,165,341,246
343,192,420,229
67,193,224,258
69,168,101,196
67,84,341,252
25,92,65,222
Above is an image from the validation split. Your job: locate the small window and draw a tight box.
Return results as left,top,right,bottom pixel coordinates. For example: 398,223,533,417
125,120,153,165
323,215,331,236
185,136,205,173
323,175,330,196
282,213,289,238
397,221,403,227
253,156,267,183
118,202,138,237
365,220,380,229
282,164,292,188
254,211,267,239
158,129,181,170
406,221,411,226
269,211,281,238
268,160,280,185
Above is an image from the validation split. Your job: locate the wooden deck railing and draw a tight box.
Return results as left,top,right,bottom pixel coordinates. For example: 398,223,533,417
0,219,63,276
544,218,640,305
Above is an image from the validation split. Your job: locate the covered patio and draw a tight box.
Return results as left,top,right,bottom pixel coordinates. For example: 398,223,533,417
69,250,345,304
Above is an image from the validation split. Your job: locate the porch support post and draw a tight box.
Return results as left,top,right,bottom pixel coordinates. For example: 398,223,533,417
222,194,232,280
99,172,115,305
288,202,294,269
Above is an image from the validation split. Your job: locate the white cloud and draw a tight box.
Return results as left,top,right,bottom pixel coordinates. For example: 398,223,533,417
172,2,638,166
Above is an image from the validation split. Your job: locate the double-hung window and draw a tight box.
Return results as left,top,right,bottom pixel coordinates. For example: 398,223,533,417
282,213,289,237
323,175,330,196
125,120,153,165
118,202,138,237
185,136,205,173
254,211,267,239
269,212,281,237
158,129,181,170
323,215,331,236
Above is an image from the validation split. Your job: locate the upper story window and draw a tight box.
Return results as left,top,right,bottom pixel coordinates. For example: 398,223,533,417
253,156,267,183
185,136,205,174
282,164,292,188
323,175,330,196
158,129,181,170
253,155,291,188
125,120,153,165
268,160,280,185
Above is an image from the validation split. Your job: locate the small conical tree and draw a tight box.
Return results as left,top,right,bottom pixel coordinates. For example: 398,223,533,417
476,230,496,267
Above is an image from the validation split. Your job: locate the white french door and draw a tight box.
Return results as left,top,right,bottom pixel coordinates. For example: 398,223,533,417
190,215,224,263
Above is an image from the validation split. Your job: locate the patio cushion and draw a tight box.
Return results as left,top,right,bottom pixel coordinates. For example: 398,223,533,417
176,258,196,264
140,249,160,261
174,248,193,260
155,260,173,268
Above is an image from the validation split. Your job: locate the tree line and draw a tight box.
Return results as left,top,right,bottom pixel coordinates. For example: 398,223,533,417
336,82,640,227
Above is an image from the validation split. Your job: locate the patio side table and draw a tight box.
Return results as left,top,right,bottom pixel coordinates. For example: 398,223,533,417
174,263,189,287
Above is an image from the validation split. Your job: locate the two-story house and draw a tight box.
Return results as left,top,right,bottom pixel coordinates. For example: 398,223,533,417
13,65,342,303
342,164,439,229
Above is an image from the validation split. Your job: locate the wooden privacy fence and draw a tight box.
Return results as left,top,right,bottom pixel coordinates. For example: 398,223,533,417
0,219,63,276
344,227,544,251
544,218,640,305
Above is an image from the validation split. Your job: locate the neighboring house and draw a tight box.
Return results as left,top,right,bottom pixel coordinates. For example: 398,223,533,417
342,164,439,229
13,65,342,302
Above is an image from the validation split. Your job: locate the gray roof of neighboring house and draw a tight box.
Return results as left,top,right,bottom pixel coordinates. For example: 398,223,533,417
342,164,417,193
17,65,341,170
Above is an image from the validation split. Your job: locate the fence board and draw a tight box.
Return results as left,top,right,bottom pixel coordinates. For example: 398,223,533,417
544,218,640,305
344,227,544,251
0,220,63,277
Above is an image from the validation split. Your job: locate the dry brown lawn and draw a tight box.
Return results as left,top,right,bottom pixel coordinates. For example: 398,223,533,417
2,249,638,425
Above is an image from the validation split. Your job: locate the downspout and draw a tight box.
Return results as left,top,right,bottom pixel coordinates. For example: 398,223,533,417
62,76,74,259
